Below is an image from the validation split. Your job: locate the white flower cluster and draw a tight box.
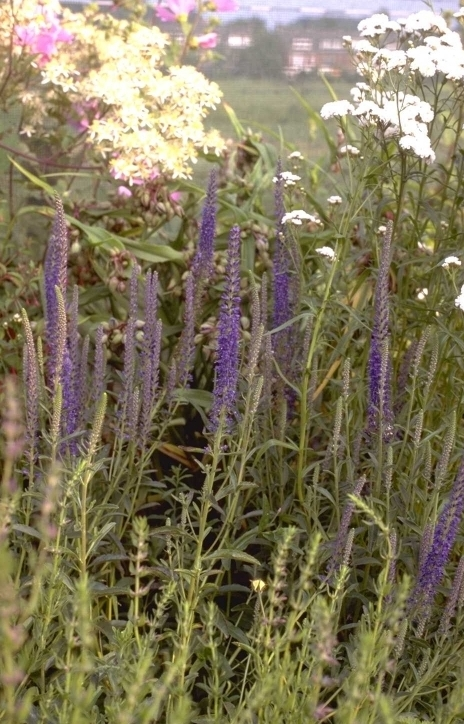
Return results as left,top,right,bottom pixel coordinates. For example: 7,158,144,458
281,210,322,226
357,11,448,38
273,171,301,187
321,90,435,163
316,246,335,260
442,256,461,268
354,10,464,82
339,144,360,156
455,285,464,311
357,13,401,37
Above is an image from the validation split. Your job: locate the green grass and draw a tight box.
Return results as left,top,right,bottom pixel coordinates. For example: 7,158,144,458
206,76,354,155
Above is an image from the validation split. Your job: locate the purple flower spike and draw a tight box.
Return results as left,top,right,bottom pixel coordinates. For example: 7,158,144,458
209,225,242,432
192,168,217,288
368,221,394,440
176,272,196,389
272,161,298,410
121,265,139,427
62,286,81,454
272,160,290,335
44,196,69,386
412,458,464,618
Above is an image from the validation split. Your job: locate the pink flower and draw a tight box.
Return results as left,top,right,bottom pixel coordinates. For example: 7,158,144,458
211,0,238,10
69,99,100,132
195,32,218,48
170,191,182,202
117,186,133,198
156,0,196,22
15,12,73,65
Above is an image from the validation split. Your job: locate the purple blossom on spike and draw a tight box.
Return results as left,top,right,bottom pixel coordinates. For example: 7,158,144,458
121,265,139,434
192,169,217,288
412,458,464,617
77,335,89,429
44,196,69,386
61,346,76,452
176,272,196,389
439,556,464,635
62,286,80,454
272,160,290,335
272,161,297,410
209,225,242,432
368,221,394,440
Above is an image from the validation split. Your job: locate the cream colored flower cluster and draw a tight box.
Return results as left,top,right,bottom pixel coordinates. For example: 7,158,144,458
0,0,61,45
6,1,226,182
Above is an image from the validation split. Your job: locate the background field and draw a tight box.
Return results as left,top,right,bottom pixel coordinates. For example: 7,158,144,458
205,76,354,158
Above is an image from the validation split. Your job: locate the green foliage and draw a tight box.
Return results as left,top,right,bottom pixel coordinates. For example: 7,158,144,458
5,4,464,724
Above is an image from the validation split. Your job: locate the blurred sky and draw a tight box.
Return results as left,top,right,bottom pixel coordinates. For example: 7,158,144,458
216,0,461,27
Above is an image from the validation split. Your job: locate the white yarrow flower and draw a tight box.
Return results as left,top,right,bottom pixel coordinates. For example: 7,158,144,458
288,151,303,160
320,100,354,119
442,256,461,267
407,46,437,77
281,210,319,225
316,246,335,260
455,285,464,310
404,11,447,35
273,171,301,187
354,40,379,53
327,195,342,205
357,13,400,37
417,288,429,301
339,144,360,156
399,132,435,163
374,49,408,71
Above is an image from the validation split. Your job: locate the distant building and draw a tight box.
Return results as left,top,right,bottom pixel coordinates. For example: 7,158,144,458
227,34,252,48
284,30,359,77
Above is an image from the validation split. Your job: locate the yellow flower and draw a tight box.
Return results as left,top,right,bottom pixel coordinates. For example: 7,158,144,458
251,579,266,593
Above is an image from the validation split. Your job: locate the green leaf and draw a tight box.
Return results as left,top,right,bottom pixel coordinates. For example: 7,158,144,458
173,388,213,408
222,102,245,137
66,218,125,250
123,239,184,264
87,522,116,558
12,523,44,540
8,157,56,195
203,549,261,566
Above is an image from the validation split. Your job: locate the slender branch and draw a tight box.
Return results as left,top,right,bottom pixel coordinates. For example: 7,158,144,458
0,142,101,171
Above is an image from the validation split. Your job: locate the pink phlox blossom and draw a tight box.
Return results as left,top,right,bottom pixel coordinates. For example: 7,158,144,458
210,0,238,10
156,0,196,21
70,99,101,132
14,10,73,65
110,163,160,186
195,32,218,49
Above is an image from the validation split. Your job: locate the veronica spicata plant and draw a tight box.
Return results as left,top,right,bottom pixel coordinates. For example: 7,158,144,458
8,7,464,724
